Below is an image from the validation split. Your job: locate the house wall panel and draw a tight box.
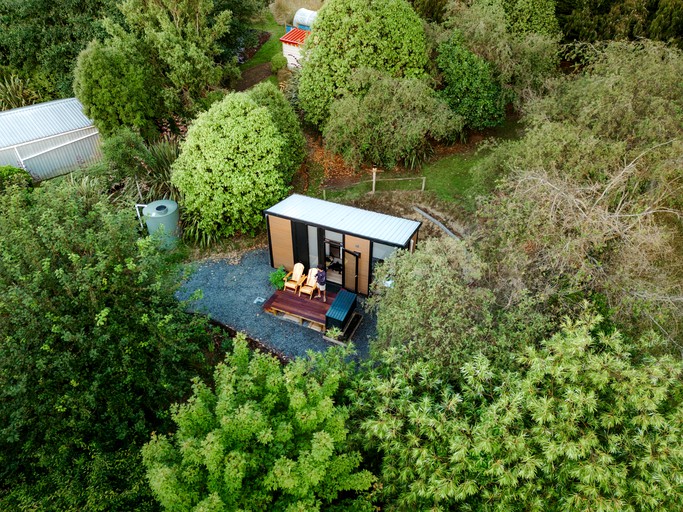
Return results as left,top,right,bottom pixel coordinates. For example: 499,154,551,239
268,215,294,270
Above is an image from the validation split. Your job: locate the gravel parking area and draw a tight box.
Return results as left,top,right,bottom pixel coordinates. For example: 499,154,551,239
176,248,375,360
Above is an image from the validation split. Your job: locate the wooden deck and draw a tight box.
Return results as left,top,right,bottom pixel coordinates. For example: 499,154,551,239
263,289,337,332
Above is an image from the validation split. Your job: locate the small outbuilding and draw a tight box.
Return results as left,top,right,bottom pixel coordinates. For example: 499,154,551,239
264,194,421,295
0,98,101,181
280,27,310,70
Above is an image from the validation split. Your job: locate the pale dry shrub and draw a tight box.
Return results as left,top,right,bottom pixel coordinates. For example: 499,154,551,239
270,0,323,25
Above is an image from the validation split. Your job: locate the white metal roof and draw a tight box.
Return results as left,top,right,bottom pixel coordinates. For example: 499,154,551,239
0,98,95,149
265,194,421,247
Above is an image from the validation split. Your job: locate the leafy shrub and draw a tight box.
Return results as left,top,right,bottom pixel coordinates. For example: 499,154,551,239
502,0,560,35
298,0,429,127
368,237,551,377
445,0,559,109
324,69,461,169
436,32,505,130
143,335,375,510
269,265,287,289
100,128,181,203
0,165,32,192
271,52,287,72
247,81,306,180
171,92,291,243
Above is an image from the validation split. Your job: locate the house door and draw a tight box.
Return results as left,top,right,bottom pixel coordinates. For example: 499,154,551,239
342,248,359,293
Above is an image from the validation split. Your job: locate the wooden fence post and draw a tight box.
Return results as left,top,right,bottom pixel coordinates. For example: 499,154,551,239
421,176,426,192
371,167,377,194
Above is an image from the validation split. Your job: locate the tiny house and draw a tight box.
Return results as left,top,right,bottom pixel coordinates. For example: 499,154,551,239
264,195,421,295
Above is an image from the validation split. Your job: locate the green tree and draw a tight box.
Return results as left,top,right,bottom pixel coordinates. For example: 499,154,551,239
143,335,375,511
368,237,551,377
118,0,234,109
437,32,505,130
247,81,306,181
171,92,292,244
557,0,683,44
298,0,429,127
73,32,164,137
444,0,560,109
0,179,211,510
324,69,461,169
0,0,119,97
354,312,683,510
473,40,683,345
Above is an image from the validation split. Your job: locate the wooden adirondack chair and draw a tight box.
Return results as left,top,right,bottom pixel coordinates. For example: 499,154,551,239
283,263,306,293
298,268,319,299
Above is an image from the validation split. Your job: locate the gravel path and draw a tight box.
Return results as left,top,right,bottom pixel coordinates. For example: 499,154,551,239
177,248,375,360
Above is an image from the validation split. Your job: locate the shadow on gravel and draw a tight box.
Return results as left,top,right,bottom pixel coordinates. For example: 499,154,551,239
176,248,375,360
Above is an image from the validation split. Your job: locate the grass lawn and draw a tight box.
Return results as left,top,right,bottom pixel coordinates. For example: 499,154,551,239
322,118,523,210
240,12,286,72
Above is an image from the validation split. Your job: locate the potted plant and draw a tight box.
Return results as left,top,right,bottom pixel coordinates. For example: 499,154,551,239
269,266,286,290
323,326,344,345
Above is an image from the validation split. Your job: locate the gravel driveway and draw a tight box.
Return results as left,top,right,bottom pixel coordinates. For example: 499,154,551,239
177,248,375,360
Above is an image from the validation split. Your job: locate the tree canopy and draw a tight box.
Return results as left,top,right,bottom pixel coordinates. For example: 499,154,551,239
298,0,429,127
353,313,683,511
143,336,375,511
0,179,211,509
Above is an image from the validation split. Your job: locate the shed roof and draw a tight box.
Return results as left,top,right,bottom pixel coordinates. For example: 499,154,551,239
0,98,94,150
280,27,310,46
265,194,421,247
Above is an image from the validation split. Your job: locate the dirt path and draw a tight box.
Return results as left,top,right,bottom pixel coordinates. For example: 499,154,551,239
234,63,273,91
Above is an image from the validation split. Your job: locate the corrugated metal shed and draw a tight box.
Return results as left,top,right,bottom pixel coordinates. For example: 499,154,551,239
0,98,101,181
265,194,421,247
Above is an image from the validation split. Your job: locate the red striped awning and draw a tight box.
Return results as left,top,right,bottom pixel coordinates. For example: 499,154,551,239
280,27,309,46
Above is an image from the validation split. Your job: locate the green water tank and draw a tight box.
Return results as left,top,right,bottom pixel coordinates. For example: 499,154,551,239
142,200,179,247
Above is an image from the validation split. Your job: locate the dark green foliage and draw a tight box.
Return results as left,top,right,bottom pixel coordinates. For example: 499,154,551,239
324,69,462,169
298,0,429,127
143,336,375,510
247,81,306,180
101,128,181,203
557,0,683,45
408,0,448,22
0,165,32,192
0,0,119,98
117,0,234,111
437,33,505,130
0,179,211,509
502,0,560,35
368,237,551,377
73,35,164,138
353,313,683,510
445,0,560,109
171,92,293,243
